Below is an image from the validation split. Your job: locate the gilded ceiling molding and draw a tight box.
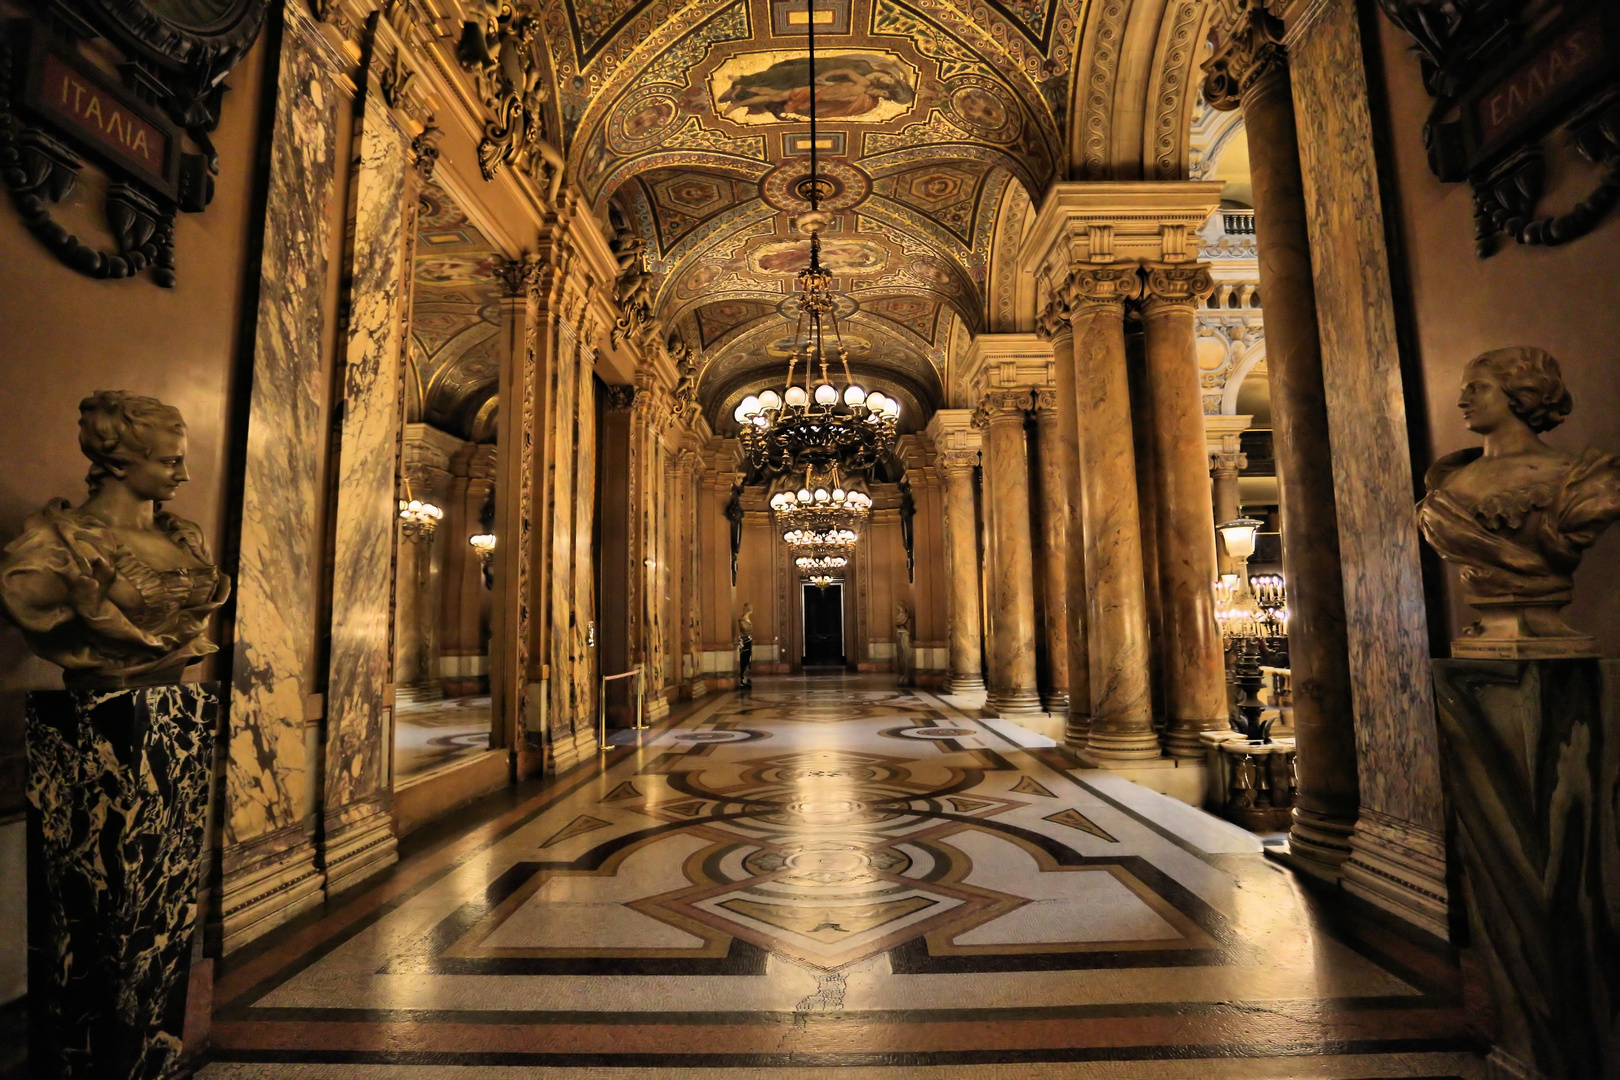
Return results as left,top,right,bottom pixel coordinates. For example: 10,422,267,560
1144,0,1210,179
1072,0,1129,176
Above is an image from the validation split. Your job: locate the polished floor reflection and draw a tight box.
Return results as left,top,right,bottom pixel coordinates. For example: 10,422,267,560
394,695,492,783
204,676,1478,1077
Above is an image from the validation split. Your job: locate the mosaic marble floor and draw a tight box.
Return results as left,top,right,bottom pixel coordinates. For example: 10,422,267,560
205,676,1481,1078
395,695,493,783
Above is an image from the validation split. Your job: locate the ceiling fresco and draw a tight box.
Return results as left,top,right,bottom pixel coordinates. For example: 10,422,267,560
538,0,1084,430
411,180,504,443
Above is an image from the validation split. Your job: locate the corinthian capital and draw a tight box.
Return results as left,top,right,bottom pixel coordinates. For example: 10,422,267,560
493,251,547,298
1201,0,1288,112
1068,264,1145,309
1141,262,1215,311
975,389,1033,425
1036,289,1073,341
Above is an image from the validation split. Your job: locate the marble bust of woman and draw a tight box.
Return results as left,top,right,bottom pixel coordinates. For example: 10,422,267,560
1417,347,1620,656
0,392,231,686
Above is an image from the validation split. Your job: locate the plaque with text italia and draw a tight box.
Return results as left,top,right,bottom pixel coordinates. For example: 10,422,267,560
16,26,182,200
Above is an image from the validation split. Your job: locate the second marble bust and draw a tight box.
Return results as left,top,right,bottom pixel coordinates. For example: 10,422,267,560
0,392,231,687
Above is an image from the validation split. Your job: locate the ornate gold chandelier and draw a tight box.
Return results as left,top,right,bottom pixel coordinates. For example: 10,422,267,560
733,0,899,473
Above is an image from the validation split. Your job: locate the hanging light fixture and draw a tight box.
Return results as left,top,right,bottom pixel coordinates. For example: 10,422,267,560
807,573,838,590
398,479,444,543
769,462,872,535
734,0,899,473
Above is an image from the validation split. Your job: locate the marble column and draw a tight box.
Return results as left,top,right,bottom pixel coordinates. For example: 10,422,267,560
1204,10,1360,876
1030,390,1070,714
1209,433,1247,576
975,392,1042,715
1065,266,1160,759
1141,263,1227,758
939,450,985,692
1041,315,1092,746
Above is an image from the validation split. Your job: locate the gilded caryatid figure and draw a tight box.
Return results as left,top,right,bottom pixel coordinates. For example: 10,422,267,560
1418,347,1620,657
0,392,231,686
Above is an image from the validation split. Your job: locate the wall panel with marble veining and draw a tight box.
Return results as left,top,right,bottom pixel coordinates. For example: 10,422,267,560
218,3,347,952
1288,0,1447,933
569,349,598,747
546,320,579,765
321,92,411,894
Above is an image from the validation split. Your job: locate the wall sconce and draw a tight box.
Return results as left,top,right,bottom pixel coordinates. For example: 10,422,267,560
399,480,444,543
469,532,496,567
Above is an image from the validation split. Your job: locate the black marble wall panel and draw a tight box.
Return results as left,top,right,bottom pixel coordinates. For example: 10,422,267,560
26,684,219,1079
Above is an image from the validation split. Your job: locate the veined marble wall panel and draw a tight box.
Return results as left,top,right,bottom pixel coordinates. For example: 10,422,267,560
322,94,410,891
1290,0,1442,830
547,320,579,763
570,355,598,740
1289,0,1447,932
220,4,344,949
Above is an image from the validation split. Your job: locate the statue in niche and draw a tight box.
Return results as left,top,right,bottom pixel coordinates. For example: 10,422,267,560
893,601,914,687
1417,346,1620,657
736,602,753,689
0,392,231,686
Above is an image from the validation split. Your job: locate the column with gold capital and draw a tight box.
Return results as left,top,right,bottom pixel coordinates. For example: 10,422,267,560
940,448,985,692
1030,388,1070,714
1204,3,1360,874
1140,262,1227,757
1040,296,1091,745
1067,265,1160,760
973,392,1042,716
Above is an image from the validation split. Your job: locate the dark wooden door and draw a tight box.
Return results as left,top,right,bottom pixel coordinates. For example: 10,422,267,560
802,583,844,666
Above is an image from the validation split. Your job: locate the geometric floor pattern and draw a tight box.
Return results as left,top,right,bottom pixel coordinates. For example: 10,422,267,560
203,676,1483,1078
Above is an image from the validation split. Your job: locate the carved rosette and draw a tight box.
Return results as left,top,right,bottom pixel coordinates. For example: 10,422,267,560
1141,262,1216,312
1201,0,1288,113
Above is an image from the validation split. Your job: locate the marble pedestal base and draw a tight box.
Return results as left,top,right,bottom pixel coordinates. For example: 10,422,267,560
1433,659,1619,1080
985,688,1043,717
27,684,219,1080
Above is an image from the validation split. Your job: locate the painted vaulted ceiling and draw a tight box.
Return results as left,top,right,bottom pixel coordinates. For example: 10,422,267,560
538,0,1085,431
410,180,504,443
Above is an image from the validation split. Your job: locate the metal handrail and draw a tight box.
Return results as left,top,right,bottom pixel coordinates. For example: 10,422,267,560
599,666,644,749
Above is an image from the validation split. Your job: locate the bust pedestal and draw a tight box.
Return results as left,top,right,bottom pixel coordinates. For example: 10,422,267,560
27,683,219,1080
1432,659,1618,1080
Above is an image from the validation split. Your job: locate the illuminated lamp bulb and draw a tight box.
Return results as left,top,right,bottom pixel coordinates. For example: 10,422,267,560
784,385,809,407
753,414,768,427
797,488,812,503
843,384,867,406
733,401,751,424
740,394,760,417
882,397,900,418
814,488,830,503
832,488,846,502
814,383,838,406
757,389,782,411
865,392,887,413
